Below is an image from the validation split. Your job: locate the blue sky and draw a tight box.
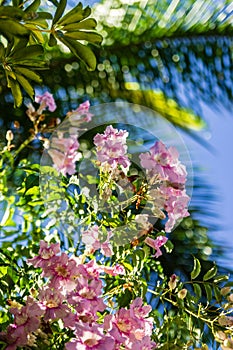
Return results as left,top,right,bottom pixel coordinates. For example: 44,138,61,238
181,103,233,266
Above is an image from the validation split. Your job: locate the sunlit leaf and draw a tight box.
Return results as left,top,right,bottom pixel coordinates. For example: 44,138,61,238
24,0,41,14
57,2,91,26
15,73,34,99
63,18,97,31
203,264,217,281
59,36,96,70
204,283,212,302
64,31,102,45
191,257,201,279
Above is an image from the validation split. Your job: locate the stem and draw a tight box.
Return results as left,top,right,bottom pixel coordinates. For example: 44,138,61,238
14,135,35,157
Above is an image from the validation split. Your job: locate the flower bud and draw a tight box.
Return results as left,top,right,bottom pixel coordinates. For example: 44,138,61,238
6,130,14,142
168,274,178,290
221,287,231,296
178,288,187,299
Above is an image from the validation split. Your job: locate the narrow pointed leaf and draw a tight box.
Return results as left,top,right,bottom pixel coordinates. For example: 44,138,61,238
15,73,34,99
65,31,102,44
191,257,201,280
63,18,97,31
213,275,229,283
58,4,91,26
203,265,217,281
14,67,42,83
59,36,96,70
52,0,67,24
7,76,23,107
24,0,41,13
0,42,5,58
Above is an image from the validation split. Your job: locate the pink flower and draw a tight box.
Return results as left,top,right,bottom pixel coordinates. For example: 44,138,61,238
35,91,57,112
139,141,187,185
93,125,131,172
38,287,70,322
103,264,125,276
44,253,79,291
82,226,113,257
65,323,115,350
160,186,190,232
3,297,44,349
144,236,168,258
67,101,93,125
48,135,81,176
27,240,60,269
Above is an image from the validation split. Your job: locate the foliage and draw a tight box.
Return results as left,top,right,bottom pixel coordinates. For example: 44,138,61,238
0,0,102,107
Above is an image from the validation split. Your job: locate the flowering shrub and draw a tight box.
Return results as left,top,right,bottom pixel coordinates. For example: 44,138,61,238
0,94,233,350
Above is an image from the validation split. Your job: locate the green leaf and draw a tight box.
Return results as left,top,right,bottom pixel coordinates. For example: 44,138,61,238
0,6,25,20
14,67,42,83
24,0,41,14
59,5,91,26
15,60,48,69
213,285,222,303
204,283,212,302
15,73,34,99
7,76,23,107
52,0,67,24
48,33,57,47
57,2,83,25
10,44,44,60
0,19,29,37
164,240,174,253
213,274,229,283
37,11,53,19
25,186,40,196
63,18,97,31
0,266,7,278
193,283,202,300
65,31,102,45
191,257,201,280
0,42,5,58
60,36,96,70
203,264,217,281
7,266,19,283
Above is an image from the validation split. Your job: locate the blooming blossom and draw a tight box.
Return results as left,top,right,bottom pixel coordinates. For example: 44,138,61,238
93,125,131,172
144,236,168,258
67,101,93,125
27,240,60,269
48,135,81,176
38,287,70,322
66,323,115,350
139,141,187,184
103,263,125,276
160,186,190,232
35,91,57,113
43,253,79,291
2,297,44,350
82,225,113,257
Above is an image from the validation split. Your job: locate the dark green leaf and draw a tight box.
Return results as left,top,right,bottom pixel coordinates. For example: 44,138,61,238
60,36,96,70
0,42,5,58
15,60,48,69
58,3,91,26
24,0,41,14
193,283,202,300
37,11,53,19
213,285,222,303
0,19,29,37
204,283,212,302
191,257,201,280
203,265,217,281
48,33,57,47
10,44,44,60
63,18,97,31
0,6,25,20
65,31,102,45
52,0,67,24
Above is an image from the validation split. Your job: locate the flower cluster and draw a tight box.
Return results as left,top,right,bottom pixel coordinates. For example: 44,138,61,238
2,241,155,350
93,125,131,173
